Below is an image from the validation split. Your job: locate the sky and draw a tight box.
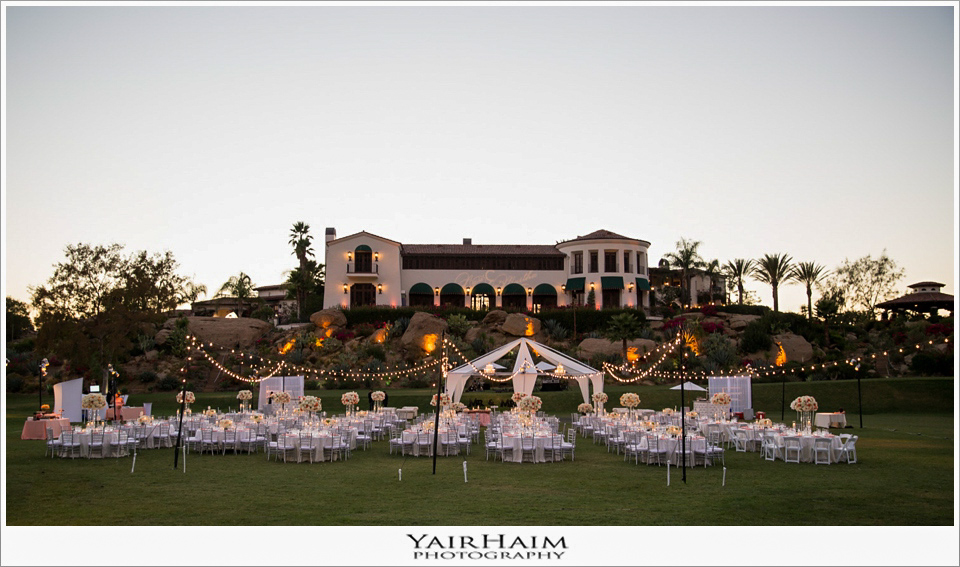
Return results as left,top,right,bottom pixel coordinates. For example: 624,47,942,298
3,4,957,317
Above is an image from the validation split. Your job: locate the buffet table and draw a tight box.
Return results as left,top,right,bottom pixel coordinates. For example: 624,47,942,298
21,417,72,440
815,412,847,429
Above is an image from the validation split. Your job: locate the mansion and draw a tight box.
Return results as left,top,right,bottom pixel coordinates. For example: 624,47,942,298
322,228,653,312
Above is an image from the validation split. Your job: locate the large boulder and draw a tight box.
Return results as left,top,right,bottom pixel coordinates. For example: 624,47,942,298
578,338,657,359
400,312,449,354
723,313,761,331
761,332,814,364
310,309,348,338
482,310,509,327
501,313,541,337
157,316,272,349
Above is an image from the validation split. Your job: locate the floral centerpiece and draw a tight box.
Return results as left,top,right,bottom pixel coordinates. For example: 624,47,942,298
591,392,608,414
790,395,818,431
250,414,264,424
236,389,253,412
451,402,467,412
371,390,386,412
298,395,322,414
81,393,107,426
430,393,451,407
323,418,335,427
661,407,675,415
176,391,195,414
40,404,50,412
137,414,153,425
272,391,292,405
687,411,698,418
665,425,681,436
517,395,542,414
577,403,593,415
218,418,234,430
711,392,732,405
619,393,640,408
511,391,528,404
203,407,217,417
341,391,360,415
757,418,773,427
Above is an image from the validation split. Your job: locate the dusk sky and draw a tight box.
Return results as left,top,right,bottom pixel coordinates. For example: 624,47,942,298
3,5,956,315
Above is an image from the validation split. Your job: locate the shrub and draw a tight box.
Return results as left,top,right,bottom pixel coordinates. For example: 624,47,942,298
333,329,355,342
718,304,769,317
6,375,24,393
138,371,158,383
156,375,180,391
361,343,387,362
701,321,724,334
740,321,772,354
470,333,492,355
445,314,472,338
910,351,953,376
251,304,275,322
389,317,410,339
700,304,718,317
542,319,570,341
354,323,376,339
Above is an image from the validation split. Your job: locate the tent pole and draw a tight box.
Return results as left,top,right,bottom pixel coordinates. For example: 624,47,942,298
680,326,687,484
432,331,445,475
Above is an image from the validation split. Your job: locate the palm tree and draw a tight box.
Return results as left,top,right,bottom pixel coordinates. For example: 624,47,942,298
752,253,794,312
723,258,755,305
179,280,208,306
662,238,705,307
217,272,256,317
791,262,829,320
288,222,314,320
604,312,645,361
702,258,722,304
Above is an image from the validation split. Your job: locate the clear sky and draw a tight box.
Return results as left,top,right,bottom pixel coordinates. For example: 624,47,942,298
3,4,957,315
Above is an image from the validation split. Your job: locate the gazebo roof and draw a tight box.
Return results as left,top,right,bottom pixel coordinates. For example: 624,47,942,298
876,291,955,312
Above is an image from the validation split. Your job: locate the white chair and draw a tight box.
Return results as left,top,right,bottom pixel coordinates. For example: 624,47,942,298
115,430,130,457
416,432,434,458
484,430,499,461
355,421,373,451
200,428,220,455
783,436,802,463
278,435,298,463
622,431,643,465
645,435,667,466
559,428,577,461
762,431,782,461
733,429,750,452
298,433,316,463
519,434,537,463
837,435,858,464
814,437,833,465
45,427,62,458
222,429,240,455
497,435,514,463
60,432,81,458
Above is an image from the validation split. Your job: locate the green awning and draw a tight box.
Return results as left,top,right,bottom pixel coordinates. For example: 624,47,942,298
472,283,495,295
635,277,651,291
533,283,557,296
440,283,464,295
409,283,432,294
355,244,372,252
601,277,624,290
564,277,585,292
502,283,526,296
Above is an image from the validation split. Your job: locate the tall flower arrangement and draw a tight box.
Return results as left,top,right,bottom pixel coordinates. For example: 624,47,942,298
517,395,542,414
237,390,253,412
176,390,195,415
298,395,322,414
430,393,451,407
710,392,732,405
577,403,594,415
591,392,608,414
790,395,818,431
341,391,360,415
371,390,386,412
81,393,107,426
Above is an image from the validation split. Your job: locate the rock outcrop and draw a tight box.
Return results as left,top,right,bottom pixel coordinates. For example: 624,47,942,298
501,313,541,337
400,312,449,354
155,316,271,349
310,308,348,338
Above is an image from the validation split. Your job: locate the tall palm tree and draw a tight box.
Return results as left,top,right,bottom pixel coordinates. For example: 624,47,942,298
179,280,208,306
702,258,722,304
604,312,645,361
288,222,314,320
791,261,829,320
752,254,794,312
662,238,704,307
723,258,755,305
217,272,256,317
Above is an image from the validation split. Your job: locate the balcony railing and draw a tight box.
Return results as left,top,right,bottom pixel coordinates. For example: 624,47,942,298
346,262,378,275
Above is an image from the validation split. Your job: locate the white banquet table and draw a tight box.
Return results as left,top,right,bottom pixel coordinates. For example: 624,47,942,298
815,412,847,429
500,432,563,463
774,432,843,463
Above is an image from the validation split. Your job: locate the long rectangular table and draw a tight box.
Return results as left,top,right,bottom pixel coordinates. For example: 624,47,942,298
815,412,847,429
21,418,72,440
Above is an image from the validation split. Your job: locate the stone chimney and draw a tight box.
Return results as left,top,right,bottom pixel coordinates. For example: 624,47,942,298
325,227,337,243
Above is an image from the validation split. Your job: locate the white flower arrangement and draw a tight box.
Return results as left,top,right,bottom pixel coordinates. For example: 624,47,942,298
661,407,675,415
137,414,154,425
176,391,196,404
591,392,608,405
451,402,467,412
203,408,217,417
430,393,451,407
298,395,322,413
272,391,292,404
218,419,234,429
236,390,253,401
371,391,386,402
619,393,641,408
757,418,773,426
687,411,698,418
250,414,263,424
511,391,528,404
790,395,819,412
577,403,594,414
81,393,107,410
711,392,732,405
665,425,681,436
341,392,360,406
517,395,542,413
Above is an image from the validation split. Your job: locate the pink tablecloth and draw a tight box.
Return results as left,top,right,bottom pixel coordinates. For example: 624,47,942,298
464,410,491,427
21,418,72,440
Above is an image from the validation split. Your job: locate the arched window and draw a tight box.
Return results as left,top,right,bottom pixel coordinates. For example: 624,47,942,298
408,282,433,307
354,245,373,273
532,283,558,313
350,283,376,308
502,283,526,310
440,283,465,308
471,283,495,310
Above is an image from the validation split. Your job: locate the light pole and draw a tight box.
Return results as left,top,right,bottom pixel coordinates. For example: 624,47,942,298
39,358,49,411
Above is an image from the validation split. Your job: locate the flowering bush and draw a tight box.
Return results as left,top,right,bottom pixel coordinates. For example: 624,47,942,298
236,390,253,401
711,392,732,405
298,395,322,412
272,391,292,404
789,395,818,412
176,391,196,404
430,393,451,407
701,321,724,334
511,391,528,403
371,391,386,402
577,403,593,414
591,392,608,405
341,392,360,406
517,395,542,413
81,393,107,410
619,393,640,408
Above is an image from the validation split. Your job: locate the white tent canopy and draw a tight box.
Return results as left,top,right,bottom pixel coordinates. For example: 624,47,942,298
709,375,752,413
670,382,707,391
446,338,603,404
53,378,83,423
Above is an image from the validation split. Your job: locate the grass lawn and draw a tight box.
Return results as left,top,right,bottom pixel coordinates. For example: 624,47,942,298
4,378,955,526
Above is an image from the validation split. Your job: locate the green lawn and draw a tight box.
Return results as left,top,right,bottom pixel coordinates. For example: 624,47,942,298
4,378,955,526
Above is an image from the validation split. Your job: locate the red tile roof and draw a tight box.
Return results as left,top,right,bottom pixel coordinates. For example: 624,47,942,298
876,291,955,310
401,244,563,256
558,229,644,244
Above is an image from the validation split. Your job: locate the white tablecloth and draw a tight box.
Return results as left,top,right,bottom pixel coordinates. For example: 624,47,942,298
773,433,843,463
501,433,563,463
815,413,847,428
